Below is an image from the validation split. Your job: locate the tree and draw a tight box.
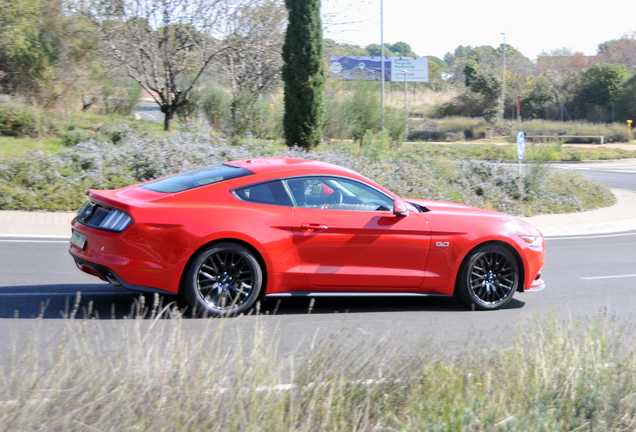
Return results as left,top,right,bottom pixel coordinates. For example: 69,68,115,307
614,72,636,122
324,38,368,57
389,41,415,57
522,72,562,119
216,0,286,136
576,63,627,107
81,0,243,131
443,45,474,64
282,0,325,149
597,33,636,67
468,66,502,123
0,0,101,107
365,43,391,57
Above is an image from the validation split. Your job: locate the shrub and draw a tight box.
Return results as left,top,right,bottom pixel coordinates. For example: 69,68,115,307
60,129,99,147
323,81,405,144
0,134,615,215
0,102,43,137
201,86,230,132
408,117,489,142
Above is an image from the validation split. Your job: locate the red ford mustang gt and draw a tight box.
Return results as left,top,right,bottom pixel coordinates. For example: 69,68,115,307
69,157,545,315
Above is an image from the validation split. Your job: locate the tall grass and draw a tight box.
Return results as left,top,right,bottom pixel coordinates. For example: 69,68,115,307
401,141,636,162
1,303,636,431
408,117,636,144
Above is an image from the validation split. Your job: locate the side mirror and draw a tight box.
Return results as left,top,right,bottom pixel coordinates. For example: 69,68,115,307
393,198,409,217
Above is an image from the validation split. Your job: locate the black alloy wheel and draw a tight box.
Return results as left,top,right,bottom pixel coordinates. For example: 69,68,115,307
456,244,519,310
183,242,263,317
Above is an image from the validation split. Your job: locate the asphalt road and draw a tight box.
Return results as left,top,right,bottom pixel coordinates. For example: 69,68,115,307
0,162,635,359
133,99,164,123
557,159,636,192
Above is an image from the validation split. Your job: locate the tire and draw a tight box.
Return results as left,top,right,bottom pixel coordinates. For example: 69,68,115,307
455,244,519,311
182,242,263,317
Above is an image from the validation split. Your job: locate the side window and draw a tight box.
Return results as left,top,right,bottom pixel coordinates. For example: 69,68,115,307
234,180,293,206
284,176,394,211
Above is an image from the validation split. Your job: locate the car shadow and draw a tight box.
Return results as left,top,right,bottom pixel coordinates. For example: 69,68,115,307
259,295,526,315
0,284,526,319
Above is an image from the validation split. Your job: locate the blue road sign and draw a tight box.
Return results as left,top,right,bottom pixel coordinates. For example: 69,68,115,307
517,132,526,160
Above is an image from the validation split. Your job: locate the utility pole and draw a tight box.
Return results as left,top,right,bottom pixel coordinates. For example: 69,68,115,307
501,33,506,120
380,0,385,131
402,70,408,141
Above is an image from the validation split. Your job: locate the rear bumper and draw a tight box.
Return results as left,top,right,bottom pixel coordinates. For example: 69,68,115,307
69,251,172,295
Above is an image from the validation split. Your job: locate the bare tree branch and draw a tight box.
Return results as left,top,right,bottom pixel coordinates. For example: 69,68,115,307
80,0,251,131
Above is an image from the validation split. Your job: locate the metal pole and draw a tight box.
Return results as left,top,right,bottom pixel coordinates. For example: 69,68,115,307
402,70,408,141
517,95,521,133
380,0,385,131
501,33,506,120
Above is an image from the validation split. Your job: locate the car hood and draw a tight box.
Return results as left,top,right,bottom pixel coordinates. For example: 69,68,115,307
407,198,543,236
407,198,504,216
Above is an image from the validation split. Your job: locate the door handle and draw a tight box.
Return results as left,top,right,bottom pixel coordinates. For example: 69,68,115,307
300,223,328,231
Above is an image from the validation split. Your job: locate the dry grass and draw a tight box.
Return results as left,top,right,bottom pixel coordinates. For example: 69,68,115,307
1,298,636,431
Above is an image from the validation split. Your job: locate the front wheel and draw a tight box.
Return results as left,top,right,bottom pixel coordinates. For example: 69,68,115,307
455,244,519,310
182,242,263,317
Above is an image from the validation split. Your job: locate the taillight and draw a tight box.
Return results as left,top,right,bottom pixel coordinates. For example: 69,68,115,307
76,201,132,232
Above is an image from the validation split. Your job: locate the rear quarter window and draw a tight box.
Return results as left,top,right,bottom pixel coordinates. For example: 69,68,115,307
233,181,293,206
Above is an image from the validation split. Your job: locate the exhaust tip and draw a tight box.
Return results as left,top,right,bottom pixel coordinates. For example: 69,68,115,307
105,274,122,287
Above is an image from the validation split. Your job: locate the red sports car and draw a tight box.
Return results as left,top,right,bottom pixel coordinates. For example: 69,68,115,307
69,157,545,315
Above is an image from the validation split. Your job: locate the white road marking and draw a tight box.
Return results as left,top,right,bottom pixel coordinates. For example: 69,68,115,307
584,170,636,174
581,274,636,280
0,240,69,243
0,292,135,297
0,234,70,239
547,231,636,240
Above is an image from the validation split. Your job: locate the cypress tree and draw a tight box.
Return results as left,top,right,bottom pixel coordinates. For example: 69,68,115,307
282,0,325,149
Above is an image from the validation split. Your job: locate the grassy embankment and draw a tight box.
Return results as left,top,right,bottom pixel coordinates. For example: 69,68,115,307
0,109,629,214
0,133,617,215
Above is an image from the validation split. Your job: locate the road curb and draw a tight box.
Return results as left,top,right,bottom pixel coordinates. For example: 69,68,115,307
520,188,636,238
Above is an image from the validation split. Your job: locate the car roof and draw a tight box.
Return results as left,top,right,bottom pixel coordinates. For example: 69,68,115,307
227,157,359,176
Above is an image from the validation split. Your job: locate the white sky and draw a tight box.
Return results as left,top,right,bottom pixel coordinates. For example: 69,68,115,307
322,0,636,60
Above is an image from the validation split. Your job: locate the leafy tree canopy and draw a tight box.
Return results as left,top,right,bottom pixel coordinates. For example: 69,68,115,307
365,43,391,56
429,56,447,67
389,41,415,57
576,63,628,107
597,32,636,66
325,39,368,57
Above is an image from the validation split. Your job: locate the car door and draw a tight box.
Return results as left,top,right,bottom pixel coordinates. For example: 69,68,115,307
286,176,431,289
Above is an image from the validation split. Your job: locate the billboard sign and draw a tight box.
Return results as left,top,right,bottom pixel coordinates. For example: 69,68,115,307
329,56,390,81
330,56,428,82
391,57,428,82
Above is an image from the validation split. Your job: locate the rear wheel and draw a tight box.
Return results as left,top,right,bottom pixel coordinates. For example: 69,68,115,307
183,242,263,317
455,244,519,310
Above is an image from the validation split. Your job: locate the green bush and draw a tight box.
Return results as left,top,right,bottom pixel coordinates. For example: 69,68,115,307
323,81,405,144
0,102,44,137
408,117,489,142
342,81,382,143
60,129,99,146
409,118,634,143
402,142,636,162
201,86,230,132
524,119,630,143
0,134,616,215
